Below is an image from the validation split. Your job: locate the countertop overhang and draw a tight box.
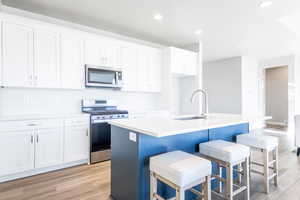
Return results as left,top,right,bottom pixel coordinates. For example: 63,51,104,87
109,113,271,137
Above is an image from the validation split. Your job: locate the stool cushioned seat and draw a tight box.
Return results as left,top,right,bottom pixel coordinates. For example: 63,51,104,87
199,140,250,164
237,134,278,150
150,151,211,187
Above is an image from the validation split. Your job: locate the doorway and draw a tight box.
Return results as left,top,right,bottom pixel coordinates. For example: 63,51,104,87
265,66,288,132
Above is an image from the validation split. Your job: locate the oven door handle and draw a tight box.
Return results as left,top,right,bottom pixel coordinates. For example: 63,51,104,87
92,120,109,124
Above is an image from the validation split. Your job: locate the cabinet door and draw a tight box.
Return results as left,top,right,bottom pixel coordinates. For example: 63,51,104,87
84,38,101,66
100,39,115,67
85,37,121,68
35,128,63,169
60,34,84,89
34,29,60,88
185,51,198,76
0,131,34,177
2,22,34,87
64,126,89,163
170,47,184,74
137,47,150,92
149,49,162,92
121,45,138,91
105,42,122,68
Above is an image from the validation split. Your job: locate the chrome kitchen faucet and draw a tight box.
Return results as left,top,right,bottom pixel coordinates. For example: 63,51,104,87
190,89,208,118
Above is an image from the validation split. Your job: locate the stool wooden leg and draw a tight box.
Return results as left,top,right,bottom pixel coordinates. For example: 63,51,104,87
176,188,185,200
150,172,157,200
242,158,250,200
249,151,252,179
237,163,242,184
263,149,270,194
217,164,222,193
226,165,233,200
203,175,211,200
273,147,279,187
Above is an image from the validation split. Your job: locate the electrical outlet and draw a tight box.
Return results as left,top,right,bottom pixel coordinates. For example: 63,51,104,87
129,132,137,142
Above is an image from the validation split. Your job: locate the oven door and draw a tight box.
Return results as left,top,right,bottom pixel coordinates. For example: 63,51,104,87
86,65,121,88
90,120,111,163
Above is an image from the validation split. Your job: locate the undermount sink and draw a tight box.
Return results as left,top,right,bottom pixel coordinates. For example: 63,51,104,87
174,115,207,120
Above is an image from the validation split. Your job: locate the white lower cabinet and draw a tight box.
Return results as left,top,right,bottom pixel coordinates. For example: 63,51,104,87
64,126,89,163
0,117,89,181
0,131,34,177
35,128,64,169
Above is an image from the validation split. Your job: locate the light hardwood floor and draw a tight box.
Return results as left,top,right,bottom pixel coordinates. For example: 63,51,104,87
0,131,299,200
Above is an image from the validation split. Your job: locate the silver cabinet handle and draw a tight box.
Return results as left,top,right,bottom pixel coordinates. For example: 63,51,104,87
36,134,39,143
29,75,33,86
86,130,89,136
27,124,37,126
30,134,34,143
34,75,38,80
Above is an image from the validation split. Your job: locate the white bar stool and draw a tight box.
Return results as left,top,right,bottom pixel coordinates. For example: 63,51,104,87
237,133,279,194
199,140,250,200
150,151,212,200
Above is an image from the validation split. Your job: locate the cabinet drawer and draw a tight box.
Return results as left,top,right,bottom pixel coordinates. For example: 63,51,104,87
65,117,89,127
0,120,38,132
0,119,64,132
35,119,64,129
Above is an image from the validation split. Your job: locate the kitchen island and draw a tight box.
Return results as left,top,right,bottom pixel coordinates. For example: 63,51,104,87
109,113,268,200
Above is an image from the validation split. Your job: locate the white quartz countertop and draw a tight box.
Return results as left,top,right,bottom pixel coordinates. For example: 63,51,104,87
109,113,271,138
0,113,90,121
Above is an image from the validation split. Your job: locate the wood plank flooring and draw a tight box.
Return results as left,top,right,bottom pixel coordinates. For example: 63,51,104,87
0,130,299,200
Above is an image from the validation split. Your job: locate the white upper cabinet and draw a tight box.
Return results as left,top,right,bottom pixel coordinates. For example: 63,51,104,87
84,37,101,66
0,130,35,177
136,46,163,92
34,29,60,88
120,44,138,91
0,14,163,92
149,48,163,92
185,50,198,75
168,47,198,76
2,20,60,89
35,128,64,169
84,36,121,68
2,21,34,87
121,44,162,93
137,46,150,92
60,33,84,89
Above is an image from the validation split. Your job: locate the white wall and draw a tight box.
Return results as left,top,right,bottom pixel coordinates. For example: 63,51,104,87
265,66,288,124
0,88,162,116
241,56,259,116
203,57,242,114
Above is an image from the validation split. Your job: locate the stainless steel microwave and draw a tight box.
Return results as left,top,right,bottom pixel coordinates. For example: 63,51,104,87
85,65,123,88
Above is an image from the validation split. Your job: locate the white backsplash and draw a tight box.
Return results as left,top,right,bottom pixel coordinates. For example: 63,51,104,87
0,87,162,116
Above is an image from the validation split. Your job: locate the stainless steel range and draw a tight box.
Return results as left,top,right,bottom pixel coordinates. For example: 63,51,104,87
82,100,128,164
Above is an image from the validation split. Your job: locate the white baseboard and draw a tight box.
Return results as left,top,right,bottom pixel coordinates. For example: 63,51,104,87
0,159,88,183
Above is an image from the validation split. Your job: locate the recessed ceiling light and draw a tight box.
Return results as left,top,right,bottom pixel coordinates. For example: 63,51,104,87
194,29,203,35
153,14,163,21
259,1,273,8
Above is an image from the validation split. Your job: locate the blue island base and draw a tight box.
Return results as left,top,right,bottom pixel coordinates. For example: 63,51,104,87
111,123,249,200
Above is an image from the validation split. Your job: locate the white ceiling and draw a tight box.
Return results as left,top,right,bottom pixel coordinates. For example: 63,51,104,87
3,0,300,61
